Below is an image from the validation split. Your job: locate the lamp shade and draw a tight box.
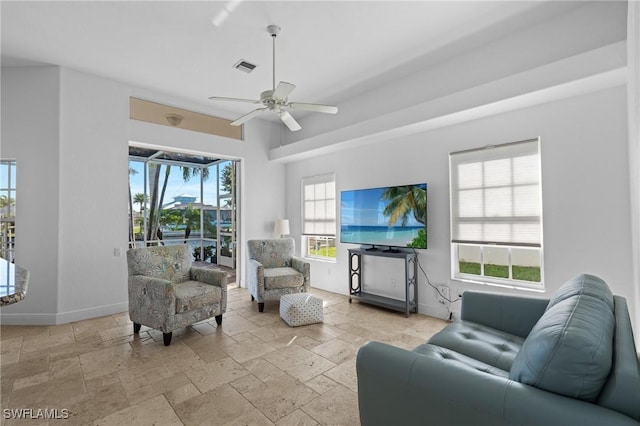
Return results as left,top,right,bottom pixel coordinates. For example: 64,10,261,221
274,219,290,237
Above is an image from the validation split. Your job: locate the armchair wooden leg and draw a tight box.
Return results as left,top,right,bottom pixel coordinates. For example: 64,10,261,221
163,332,172,346
258,302,264,313
215,314,222,325
133,323,141,334
251,295,255,301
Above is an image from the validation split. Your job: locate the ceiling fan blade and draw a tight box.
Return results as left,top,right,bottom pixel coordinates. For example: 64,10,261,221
279,111,301,131
230,108,268,126
208,96,260,104
273,81,296,100
288,102,338,114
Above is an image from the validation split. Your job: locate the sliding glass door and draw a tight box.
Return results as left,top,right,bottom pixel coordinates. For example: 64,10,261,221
128,146,239,270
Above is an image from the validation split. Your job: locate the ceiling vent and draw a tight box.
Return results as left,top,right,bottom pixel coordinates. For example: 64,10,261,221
233,59,257,74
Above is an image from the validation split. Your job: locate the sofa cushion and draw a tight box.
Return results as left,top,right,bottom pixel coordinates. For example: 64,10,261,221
174,281,222,314
546,273,614,311
509,274,615,402
264,267,304,290
427,320,524,372
413,343,510,379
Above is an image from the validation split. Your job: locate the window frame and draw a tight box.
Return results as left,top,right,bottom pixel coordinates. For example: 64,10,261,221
0,159,16,263
449,138,544,290
301,173,336,262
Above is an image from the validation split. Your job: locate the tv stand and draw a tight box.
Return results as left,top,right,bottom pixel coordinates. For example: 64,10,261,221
365,245,380,252
348,248,418,317
383,247,400,253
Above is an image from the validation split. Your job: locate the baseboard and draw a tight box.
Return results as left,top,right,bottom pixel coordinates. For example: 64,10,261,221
0,312,58,326
0,302,129,325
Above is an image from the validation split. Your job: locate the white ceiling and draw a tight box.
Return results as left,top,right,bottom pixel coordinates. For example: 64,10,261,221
1,1,553,123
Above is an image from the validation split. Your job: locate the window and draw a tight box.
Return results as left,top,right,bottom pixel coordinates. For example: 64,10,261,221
128,146,239,270
302,174,336,260
449,139,543,289
0,160,16,262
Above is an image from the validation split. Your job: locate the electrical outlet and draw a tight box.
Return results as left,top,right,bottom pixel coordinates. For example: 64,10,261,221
436,285,450,305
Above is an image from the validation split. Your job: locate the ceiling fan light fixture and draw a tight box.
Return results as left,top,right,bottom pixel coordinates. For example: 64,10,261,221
165,114,184,126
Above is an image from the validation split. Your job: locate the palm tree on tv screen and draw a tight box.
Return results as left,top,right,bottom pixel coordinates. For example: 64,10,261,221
381,185,426,226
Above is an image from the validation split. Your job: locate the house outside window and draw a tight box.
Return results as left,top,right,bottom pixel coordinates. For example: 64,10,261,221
449,138,543,289
302,173,336,261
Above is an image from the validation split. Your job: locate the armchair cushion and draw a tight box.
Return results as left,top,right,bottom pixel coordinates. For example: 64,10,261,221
127,245,191,284
264,267,304,289
247,239,293,268
174,281,222,314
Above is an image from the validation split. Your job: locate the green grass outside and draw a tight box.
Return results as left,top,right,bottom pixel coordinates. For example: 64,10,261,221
309,246,337,258
459,262,540,282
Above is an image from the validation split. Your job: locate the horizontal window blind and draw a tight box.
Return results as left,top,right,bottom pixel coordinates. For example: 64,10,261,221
302,173,336,236
450,139,542,247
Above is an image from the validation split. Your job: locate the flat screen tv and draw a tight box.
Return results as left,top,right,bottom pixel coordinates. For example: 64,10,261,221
340,183,427,250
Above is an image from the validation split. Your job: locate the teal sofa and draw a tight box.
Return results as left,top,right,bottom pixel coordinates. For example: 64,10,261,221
356,274,640,425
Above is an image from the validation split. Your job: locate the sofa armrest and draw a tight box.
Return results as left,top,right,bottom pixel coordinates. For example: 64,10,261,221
461,291,549,338
190,266,226,288
290,256,310,290
356,341,639,426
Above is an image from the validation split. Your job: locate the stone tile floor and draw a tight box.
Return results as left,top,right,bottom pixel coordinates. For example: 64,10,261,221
0,287,447,425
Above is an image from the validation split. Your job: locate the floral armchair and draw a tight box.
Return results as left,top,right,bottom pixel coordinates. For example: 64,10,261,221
247,238,310,312
127,244,227,345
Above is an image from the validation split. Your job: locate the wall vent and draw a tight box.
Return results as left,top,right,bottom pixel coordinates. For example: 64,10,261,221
233,59,257,73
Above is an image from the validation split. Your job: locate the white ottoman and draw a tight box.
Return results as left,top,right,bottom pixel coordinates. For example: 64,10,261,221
280,293,324,327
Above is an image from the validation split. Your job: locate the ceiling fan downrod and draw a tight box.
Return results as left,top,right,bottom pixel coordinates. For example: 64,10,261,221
267,25,281,92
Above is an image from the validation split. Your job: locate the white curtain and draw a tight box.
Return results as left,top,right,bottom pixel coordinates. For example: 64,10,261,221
627,0,640,343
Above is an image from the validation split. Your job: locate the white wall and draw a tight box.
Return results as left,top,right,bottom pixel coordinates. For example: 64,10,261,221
56,68,131,321
285,86,634,322
1,66,61,322
1,66,285,324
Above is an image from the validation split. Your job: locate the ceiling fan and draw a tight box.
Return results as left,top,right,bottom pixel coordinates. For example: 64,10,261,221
209,25,338,131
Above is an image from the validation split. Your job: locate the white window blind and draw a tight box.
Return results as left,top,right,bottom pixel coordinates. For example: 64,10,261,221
302,174,336,236
450,139,542,247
